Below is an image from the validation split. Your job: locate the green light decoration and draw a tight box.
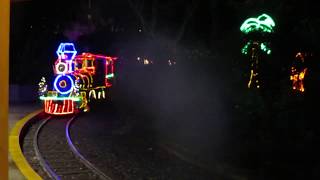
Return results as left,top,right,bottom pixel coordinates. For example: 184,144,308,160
241,42,251,55
260,42,271,55
240,14,275,89
105,73,114,79
241,41,272,55
39,96,81,101
240,14,275,34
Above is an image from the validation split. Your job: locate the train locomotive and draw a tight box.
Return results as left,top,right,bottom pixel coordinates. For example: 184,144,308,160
38,43,117,115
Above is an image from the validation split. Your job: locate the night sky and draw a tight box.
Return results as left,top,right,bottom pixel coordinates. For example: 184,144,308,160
10,0,319,58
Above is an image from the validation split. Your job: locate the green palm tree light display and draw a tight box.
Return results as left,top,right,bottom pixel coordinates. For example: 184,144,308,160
240,13,275,88
240,13,275,34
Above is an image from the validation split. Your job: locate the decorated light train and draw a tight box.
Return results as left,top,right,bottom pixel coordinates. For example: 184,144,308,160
38,43,117,115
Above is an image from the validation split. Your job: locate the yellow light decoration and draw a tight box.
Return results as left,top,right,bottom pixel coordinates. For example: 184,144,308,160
246,44,260,89
144,59,150,65
79,91,89,111
248,69,259,88
88,87,106,100
89,89,97,99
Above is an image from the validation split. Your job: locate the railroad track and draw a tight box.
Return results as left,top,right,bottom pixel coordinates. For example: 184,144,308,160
22,115,112,180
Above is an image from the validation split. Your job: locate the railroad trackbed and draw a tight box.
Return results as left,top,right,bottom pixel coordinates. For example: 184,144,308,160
10,111,111,180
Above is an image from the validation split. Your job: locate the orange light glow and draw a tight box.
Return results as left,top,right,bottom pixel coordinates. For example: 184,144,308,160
290,52,309,93
44,99,75,115
290,67,307,92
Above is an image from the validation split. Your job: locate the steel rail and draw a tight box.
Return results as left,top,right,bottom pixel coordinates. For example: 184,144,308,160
33,115,112,180
33,116,61,180
66,116,112,180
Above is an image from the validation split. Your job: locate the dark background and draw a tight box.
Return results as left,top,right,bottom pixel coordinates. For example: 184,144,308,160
10,0,320,84
10,0,320,179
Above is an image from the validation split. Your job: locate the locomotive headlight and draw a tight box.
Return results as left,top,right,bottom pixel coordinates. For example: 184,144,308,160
56,61,68,74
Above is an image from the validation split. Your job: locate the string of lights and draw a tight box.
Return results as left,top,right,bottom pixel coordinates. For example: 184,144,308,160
38,43,117,115
240,13,275,89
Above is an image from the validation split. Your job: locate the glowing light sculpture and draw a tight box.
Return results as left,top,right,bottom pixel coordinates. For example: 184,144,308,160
245,41,260,89
55,61,68,74
105,73,114,79
260,42,271,55
290,52,309,93
240,14,275,34
39,96,81,101
56,43,77,60
53,74,75,95
38,77,48,96
39,42,117,115
44,99,75,115
242,41,272,55
240,13,275,89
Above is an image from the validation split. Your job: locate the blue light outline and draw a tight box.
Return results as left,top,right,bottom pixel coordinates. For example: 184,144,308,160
53,74,74,95
56,43,77,60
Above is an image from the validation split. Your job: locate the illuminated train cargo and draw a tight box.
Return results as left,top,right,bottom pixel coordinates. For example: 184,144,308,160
38,43,117,115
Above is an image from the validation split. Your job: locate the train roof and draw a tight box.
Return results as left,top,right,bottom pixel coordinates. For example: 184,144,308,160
75,53,117,61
